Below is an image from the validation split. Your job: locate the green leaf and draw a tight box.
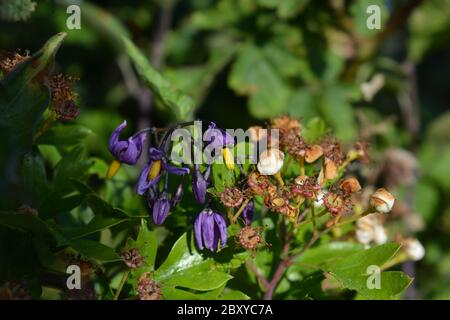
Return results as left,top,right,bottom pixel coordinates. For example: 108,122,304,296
228,43,289,119
320,86,356,141
22,149,50,206
0,211,54,243
277,0,309,19
324,243,412,299
286,88,320,121
52,146,93,196
122,37,195,121
36,124,93,147
155,233,233,291
220,290,251,300
0,33,66,183
297,242,365,266
135,219,158,270
302,117,327,143
161,287,201,300
60,215,128,239
66,239,121,263
39,193,86,220
408,0,450,62
0,33,66,149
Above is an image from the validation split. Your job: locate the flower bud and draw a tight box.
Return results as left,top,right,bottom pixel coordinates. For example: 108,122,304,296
403,238,425,261
370,188,395,213
257,149,284,175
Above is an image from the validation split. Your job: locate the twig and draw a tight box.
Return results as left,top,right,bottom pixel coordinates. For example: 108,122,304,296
113,270,130,300
245,260,269,290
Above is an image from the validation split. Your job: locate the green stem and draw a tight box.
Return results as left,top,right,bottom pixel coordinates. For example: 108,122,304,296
299,157,305,176
232,198,251,224
113,270,130,300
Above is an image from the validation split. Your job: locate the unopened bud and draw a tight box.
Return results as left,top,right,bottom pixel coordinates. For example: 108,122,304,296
370,188,395,213
257,149,284,175
403,238,425,261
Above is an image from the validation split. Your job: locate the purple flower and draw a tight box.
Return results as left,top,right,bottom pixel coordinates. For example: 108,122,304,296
192,164,211,204
194,209,227,252
108,121,146,165
242,199,254,225
137,147,190,195
204,122,234,149
152,191,171,225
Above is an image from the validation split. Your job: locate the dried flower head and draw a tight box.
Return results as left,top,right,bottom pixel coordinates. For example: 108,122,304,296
220,187,244,208
247,172,273,195
137,273,162,300
49,73,80,121
121,248,145,269
271,115,301,134
0,51,29,74
238,226,263,251
291,175,321,198
323,191,351,216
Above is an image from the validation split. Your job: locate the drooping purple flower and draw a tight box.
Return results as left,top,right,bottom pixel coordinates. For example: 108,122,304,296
241,199,254,225
192,164,211,204
137,147,190,195
108,120,146,165
152,191,171,225
204,122,234,149
194,209,227,252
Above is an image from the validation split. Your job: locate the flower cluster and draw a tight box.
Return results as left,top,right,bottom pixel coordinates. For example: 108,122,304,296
109,116,424,262
107,120,234,252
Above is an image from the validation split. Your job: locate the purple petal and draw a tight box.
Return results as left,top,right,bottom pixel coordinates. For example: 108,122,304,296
137,162,162,195
241,199,254,225
213,213,227,248
163,162,190,175
194,211,206,250
192,166,208,204
148,147,164,160
108,120,127,151
202,212,215,251
152,194,170,225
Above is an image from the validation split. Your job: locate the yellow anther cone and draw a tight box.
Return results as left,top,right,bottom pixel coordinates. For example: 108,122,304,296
148,160,162,181
223,147,235,171
107,160,122,179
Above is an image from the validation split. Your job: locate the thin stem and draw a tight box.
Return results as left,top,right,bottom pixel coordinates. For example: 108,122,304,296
311,204,318,238
231,198,251,224
113,270,130,300
245,260,269,290
299,157,305,176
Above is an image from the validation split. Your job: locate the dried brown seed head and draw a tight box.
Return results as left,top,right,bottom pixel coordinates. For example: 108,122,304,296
137,273,162,300
121,248,145,269
0,51,29,74
271,116,301,133
220,187,244,208
238,226,263,250
49,73,80,121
